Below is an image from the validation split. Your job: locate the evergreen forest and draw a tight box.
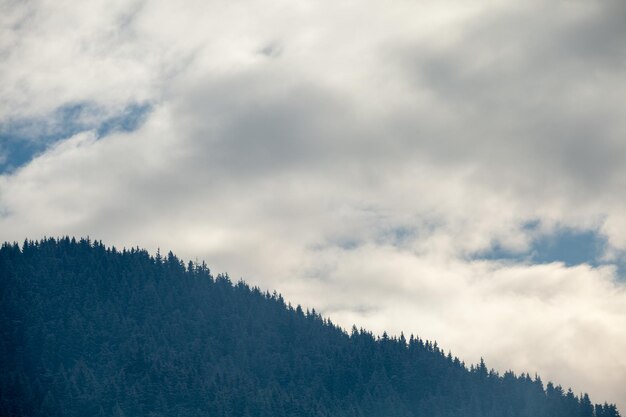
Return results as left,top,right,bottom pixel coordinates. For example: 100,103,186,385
0,237,621,417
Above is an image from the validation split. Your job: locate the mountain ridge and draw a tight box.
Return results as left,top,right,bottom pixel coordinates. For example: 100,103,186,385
0,237,620,417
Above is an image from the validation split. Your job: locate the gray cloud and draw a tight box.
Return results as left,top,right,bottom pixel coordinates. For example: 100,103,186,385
1,0,626,409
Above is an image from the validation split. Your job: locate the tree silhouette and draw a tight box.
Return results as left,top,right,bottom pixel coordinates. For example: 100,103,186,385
0,237,620,417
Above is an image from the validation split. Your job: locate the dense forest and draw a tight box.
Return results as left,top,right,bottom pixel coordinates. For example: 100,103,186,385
0,237,621,417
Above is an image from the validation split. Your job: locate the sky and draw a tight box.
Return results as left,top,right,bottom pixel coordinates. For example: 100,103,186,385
1,0,626,409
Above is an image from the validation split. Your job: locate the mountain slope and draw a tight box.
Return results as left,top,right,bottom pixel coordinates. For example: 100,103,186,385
0,237,620,417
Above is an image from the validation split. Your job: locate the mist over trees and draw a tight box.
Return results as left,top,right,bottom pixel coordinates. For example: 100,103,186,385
0,237,621,417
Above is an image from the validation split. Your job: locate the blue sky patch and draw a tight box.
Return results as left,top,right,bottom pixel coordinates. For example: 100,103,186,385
0,102,151,174
477,227,612,268
530,229,607,267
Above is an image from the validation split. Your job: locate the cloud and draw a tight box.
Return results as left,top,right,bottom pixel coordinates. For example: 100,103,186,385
1,0,626,410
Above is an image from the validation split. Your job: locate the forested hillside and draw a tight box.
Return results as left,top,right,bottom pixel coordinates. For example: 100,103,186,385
0,238,621,417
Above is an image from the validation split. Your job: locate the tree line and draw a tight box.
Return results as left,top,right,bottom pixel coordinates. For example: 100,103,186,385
0,237,620,417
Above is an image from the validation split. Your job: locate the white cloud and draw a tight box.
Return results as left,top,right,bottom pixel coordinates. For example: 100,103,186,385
2,0,626,409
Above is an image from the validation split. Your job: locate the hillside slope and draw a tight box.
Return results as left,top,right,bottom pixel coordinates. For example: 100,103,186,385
0,238,620,417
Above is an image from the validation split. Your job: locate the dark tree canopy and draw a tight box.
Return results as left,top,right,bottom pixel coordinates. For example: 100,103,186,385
0,237,621,417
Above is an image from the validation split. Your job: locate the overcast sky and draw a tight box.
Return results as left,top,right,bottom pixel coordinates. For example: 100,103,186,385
2,0,626,409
